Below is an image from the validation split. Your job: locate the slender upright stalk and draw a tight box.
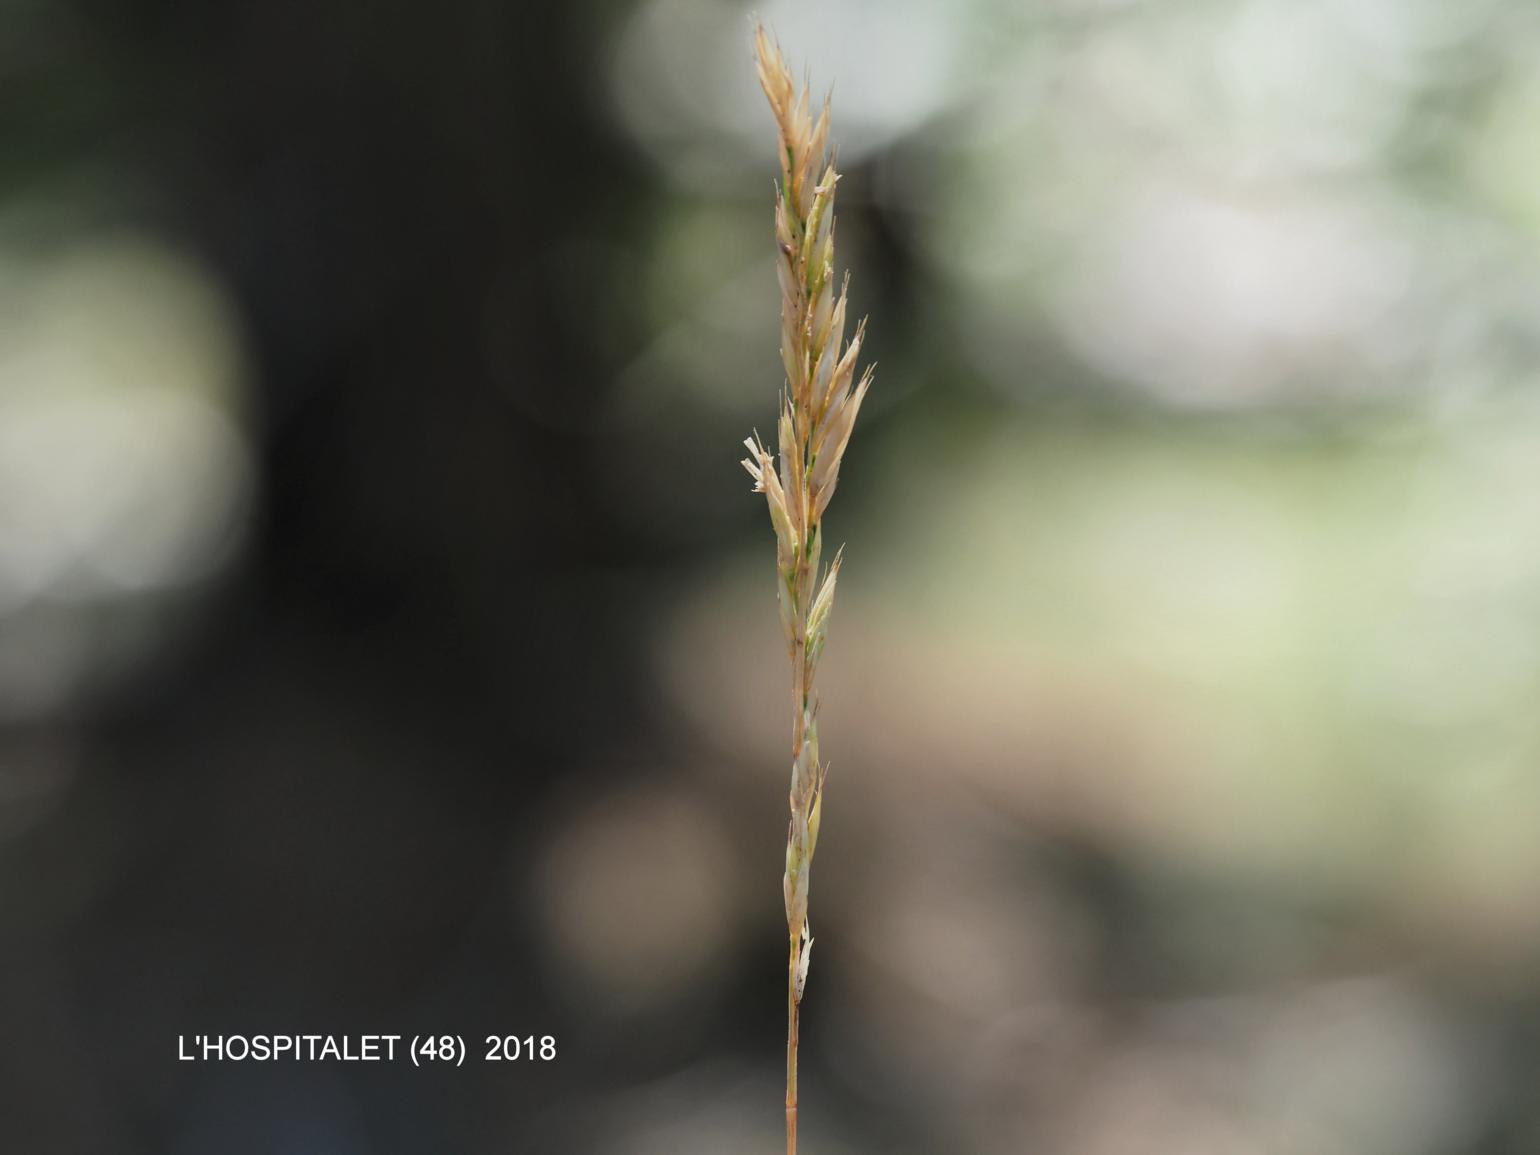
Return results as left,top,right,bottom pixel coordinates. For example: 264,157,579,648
786,936,799,1153
743,26,874,1155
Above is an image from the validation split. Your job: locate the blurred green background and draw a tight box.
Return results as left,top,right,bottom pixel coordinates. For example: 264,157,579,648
3,0,1540,1152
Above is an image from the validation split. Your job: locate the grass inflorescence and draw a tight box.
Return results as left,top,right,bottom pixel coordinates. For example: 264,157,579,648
742,24,874,1155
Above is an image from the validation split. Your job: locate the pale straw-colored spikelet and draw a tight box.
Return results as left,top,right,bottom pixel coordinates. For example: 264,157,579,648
743,24,873,1155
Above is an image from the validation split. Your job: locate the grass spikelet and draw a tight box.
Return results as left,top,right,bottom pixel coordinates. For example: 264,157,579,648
744,24,874,1155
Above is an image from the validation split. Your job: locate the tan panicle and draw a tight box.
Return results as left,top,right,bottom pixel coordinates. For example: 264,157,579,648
747,24,874,1155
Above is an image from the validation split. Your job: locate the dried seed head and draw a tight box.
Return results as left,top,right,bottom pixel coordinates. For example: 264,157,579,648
751,26,873,1036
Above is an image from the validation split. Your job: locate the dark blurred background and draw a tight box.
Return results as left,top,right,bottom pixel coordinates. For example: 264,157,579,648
5,0,1540,1152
